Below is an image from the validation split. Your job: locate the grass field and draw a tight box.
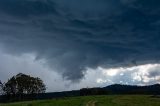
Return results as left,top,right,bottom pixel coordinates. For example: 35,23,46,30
0,95,160,106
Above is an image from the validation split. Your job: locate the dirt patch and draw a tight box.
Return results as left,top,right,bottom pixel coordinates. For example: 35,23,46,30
86,101,97,106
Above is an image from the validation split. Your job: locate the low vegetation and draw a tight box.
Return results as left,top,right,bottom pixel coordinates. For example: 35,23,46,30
0,95,160,106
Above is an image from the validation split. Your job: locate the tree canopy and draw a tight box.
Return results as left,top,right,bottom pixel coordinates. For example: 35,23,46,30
3,73,46,95
0,80,4,95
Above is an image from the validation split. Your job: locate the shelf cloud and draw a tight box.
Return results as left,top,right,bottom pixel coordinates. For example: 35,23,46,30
0,0,160,82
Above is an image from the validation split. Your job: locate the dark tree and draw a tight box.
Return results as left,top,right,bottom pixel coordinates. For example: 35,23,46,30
3,73,46,95
0,80,4,95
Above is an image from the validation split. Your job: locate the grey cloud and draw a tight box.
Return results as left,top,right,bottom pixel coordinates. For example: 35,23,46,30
0,0,59,17
0,0,160,81
148,68,160,78
0,50,74,92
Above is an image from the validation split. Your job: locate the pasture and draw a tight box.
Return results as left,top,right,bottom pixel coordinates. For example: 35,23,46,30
0,95,160,106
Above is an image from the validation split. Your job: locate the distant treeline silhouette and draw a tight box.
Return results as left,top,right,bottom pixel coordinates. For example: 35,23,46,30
0,84,160,103
103,84,160,95
80,84,160,95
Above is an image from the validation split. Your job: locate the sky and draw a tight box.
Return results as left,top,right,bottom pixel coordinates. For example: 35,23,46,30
0,0,160,92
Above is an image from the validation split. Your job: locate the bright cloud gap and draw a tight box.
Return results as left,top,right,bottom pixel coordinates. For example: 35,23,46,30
88,64,160,86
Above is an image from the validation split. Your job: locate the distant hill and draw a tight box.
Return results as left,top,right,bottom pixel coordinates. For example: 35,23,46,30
0,84,160,103
103,84,160,95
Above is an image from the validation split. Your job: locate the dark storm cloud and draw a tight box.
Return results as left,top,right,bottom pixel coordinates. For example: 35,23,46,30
0,0,160,81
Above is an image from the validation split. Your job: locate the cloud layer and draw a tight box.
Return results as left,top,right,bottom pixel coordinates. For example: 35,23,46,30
96,64,160,85
0,0,160,81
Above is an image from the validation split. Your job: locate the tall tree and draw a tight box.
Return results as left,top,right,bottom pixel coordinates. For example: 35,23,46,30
3,73,46,95
0,80,4,95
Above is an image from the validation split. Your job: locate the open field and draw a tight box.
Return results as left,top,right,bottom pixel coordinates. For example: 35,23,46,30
0,95,160,106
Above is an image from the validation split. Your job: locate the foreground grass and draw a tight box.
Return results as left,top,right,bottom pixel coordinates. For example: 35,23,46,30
0,95,160,106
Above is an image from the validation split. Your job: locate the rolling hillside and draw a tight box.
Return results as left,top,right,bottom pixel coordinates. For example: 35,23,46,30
0,95,160,106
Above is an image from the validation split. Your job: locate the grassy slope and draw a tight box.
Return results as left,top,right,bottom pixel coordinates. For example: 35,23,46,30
0,95,160,106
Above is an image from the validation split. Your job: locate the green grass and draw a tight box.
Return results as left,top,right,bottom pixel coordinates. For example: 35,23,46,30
0,95,160,106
